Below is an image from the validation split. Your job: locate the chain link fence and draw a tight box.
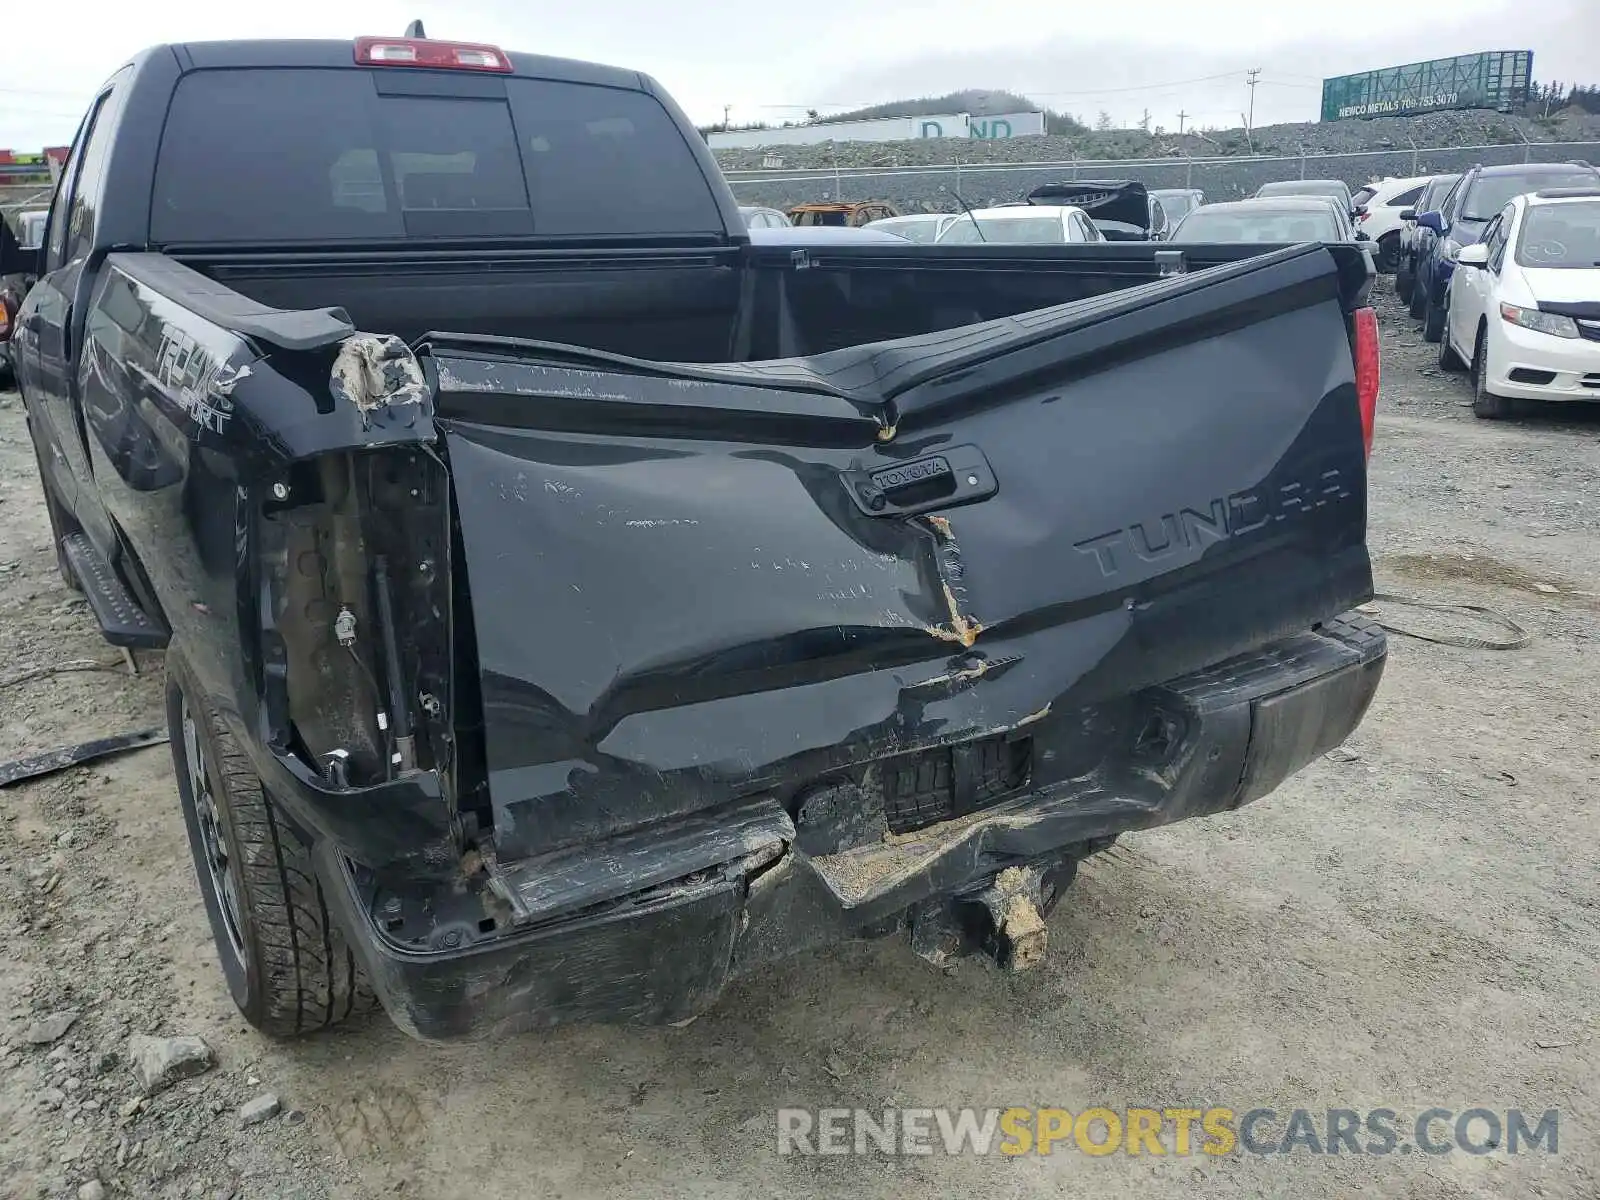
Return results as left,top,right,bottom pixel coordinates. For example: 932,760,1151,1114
0,184,54,229
724,141,1600,214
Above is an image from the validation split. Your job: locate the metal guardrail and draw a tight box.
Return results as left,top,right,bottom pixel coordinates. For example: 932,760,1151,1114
722,140,1600,208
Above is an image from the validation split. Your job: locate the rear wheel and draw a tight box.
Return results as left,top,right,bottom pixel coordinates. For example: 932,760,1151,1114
1408,275,1428,319
1470,331,1514,420
168,652,376,1037
1375,234,1401,274
1437,323,1465,372
1422,292,1446,343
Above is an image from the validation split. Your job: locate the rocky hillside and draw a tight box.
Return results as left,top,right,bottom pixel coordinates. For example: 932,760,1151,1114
713,107,1600,171
716,107,1600,214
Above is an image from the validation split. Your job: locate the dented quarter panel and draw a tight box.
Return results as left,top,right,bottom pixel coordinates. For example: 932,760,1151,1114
71,256,449,870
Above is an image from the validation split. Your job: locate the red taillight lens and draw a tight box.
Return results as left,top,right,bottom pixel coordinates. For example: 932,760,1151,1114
1352,306,1380,459
354,37,512,72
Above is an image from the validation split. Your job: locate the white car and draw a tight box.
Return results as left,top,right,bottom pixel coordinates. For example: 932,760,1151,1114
1350,175,1431,273
737,206,792,230
863,214,957,244
935,205,1103,245
1441,187,1600,419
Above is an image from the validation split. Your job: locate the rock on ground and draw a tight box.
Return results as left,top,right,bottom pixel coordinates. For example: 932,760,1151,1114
127,1034,215,1095
21,1009,79,1045
238,1093,282,1127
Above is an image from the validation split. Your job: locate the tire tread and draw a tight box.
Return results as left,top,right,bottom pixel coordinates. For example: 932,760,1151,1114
175,659,375,1037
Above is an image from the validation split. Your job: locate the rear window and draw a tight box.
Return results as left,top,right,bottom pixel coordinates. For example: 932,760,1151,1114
938,215,1065,245
1460,169,1600,221
151,68,723,244
1173,208,1339,243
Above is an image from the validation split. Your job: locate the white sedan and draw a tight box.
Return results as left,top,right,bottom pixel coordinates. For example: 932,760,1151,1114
935,205,1104,245
1442,187,1600,418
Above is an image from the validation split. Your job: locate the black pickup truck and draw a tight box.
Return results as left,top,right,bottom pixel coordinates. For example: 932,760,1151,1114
2,33,1386,1042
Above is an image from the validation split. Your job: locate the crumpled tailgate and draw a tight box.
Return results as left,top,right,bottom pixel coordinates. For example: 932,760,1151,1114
431,246,1373,862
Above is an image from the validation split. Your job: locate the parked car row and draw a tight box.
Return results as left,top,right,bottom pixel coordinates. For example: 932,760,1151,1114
1432,183,1600,418
1382,163,1600,418
1406,162,1600,345
0,208,47,386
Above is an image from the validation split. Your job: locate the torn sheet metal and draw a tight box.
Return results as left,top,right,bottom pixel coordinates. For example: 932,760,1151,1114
0,729,169,788
330,334,429,426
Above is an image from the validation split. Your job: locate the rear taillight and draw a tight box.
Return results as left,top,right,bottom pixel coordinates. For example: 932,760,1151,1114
0,305,9,338
1352,306,1380,459
354,36,512,72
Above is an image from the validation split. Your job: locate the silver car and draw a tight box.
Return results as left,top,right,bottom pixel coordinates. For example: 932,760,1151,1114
862,214,957,244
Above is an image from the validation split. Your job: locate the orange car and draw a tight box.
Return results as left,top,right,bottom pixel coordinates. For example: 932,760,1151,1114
786,201,900,228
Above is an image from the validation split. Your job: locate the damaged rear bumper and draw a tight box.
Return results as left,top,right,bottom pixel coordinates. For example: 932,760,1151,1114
317,615,1385,1041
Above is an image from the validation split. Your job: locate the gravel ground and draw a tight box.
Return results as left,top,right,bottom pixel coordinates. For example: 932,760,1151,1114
1,287,1598,1199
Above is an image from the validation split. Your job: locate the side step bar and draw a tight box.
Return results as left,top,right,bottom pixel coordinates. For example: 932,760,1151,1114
59,533,169,649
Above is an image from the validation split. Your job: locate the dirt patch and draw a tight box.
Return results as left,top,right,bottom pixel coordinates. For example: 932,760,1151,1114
1382,550,1591,602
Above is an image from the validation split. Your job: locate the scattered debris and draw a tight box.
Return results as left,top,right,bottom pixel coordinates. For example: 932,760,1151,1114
0,658,126,691
22,1010,80,1045
0,728,170,788
128,1034,215,1095
1368,592,1531,651
239,1093,282,1127
76,1180,106,1200
1325,747,1362,763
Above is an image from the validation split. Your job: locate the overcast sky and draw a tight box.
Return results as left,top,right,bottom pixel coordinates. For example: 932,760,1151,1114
0,0,1593,148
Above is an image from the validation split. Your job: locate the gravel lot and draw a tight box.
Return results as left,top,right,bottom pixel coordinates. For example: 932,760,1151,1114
2,286,1598,1199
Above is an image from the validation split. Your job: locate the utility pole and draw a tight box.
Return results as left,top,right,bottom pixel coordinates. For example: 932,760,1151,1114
723,103,732,131
1177,109,1189,135
1246,68,1262,135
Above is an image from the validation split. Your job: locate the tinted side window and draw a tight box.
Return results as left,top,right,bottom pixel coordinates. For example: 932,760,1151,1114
1442,177,1466,217
1389,185,1424,208
1489,204,1515,269
66,84,124,262
46,96,107,271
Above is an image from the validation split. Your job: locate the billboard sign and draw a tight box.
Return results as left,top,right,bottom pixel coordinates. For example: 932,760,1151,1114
1321,51,1533,121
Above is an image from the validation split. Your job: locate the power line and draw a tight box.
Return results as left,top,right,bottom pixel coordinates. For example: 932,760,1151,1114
0,85,91,101
0,103,87,119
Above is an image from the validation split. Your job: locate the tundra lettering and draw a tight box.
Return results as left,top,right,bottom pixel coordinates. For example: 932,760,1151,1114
1074,467,1355,577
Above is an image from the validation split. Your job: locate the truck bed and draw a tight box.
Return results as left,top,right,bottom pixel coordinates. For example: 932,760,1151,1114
180,239,1371,363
